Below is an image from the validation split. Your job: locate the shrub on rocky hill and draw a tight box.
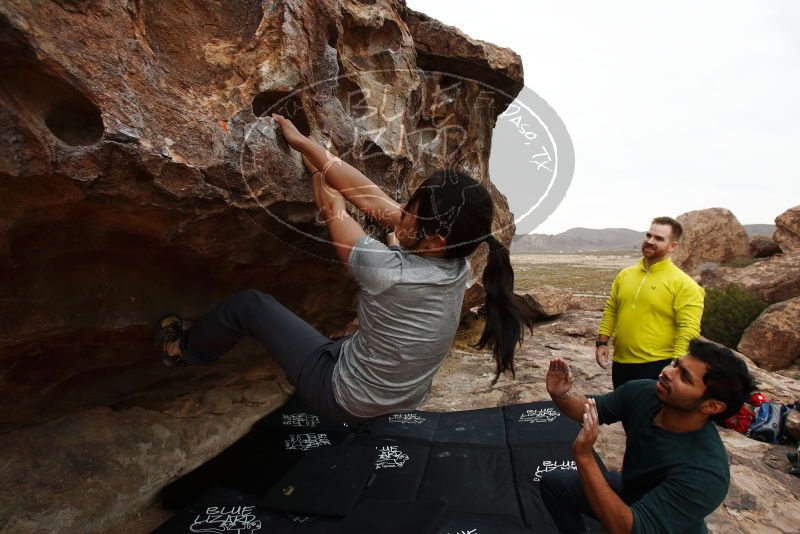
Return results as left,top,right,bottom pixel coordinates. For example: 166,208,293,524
701,284,769,349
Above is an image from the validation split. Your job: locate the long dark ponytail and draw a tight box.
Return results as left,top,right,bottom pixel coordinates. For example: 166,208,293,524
473,235,533,383
405,169,532,383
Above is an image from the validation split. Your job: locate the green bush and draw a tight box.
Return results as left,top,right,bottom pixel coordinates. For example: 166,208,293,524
701,284,768,349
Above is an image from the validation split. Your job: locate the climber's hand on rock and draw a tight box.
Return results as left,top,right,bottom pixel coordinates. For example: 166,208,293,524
272,113,308,151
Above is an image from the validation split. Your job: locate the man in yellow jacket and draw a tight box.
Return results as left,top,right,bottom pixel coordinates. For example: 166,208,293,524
596,217,705,388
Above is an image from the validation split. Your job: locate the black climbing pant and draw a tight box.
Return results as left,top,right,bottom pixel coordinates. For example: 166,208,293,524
540,466,622,533
181,289,364,424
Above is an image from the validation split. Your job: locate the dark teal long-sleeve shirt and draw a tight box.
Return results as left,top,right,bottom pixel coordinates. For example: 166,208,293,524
595,380,729,534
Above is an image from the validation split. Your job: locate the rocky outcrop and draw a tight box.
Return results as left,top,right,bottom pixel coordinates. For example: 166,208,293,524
775,205,800,254
424,312,800,533
1,0,524,530
700,253,800,304
0,345,289,533
786,410,800,441
674,208,750,273
749,235,782,258
403,9,522,109
738,297,800,371
0,0,520,430
515,285,573,320
786,410,800,442
461,282,487,318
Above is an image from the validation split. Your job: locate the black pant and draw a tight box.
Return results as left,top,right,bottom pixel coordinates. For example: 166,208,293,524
611,359,672,389
540,467,623,533
181,289,364,424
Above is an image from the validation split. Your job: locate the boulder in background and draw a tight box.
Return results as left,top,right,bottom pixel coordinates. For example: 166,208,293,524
738,297,800,371
700,253,800,305
749,234,782,258
775,205,800,254
515,285,573,321
674,208,750,273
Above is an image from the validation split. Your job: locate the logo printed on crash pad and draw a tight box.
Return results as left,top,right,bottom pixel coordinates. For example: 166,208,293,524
531,460,576,482
388,413,427,424
282,412,320,428
375,445,410,469
189,505,262,533
284,433,331,451
519,407,560,424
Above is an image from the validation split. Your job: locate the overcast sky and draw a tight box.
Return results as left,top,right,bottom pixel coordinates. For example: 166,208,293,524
406,0,800,234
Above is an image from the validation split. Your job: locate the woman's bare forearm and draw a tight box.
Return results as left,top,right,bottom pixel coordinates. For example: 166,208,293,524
298,137,401,227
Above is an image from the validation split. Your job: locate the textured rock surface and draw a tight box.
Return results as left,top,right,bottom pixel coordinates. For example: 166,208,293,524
0,342,289,532
461,282,487,317
516,285,573,320
426,311,800,533
748,234,782,258
700,253,800,304
0,0,521,430
785,410,800,442
775,205,800,254
674,208,750,273
738,297,800,371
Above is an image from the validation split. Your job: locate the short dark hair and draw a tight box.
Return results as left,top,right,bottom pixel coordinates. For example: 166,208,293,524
689,339,757,423
651,216,683,241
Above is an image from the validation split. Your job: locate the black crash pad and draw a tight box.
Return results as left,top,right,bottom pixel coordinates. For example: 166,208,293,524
155,397,596,533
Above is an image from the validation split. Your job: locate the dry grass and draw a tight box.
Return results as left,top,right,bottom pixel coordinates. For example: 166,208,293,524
511,252,638,296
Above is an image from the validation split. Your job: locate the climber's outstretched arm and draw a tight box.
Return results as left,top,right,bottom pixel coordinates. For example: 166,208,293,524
273,113,402,229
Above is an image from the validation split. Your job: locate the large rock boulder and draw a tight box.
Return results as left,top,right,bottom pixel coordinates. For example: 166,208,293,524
0,0,524,530
674,208,750,273
0,363,288,533
786,410,800,442
738,297,800,371
749,235,782,258
775,205,800,254
0,0,520,428
700,253,800,304
515,285,573,321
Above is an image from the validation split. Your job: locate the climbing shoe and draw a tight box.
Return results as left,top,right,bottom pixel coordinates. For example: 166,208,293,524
156,313,187,368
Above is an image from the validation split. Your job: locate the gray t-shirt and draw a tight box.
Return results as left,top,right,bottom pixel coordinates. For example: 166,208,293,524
332,236,470,418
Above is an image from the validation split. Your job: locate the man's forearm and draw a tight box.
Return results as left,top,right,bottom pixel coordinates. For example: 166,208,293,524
550,391,590,422
575,454,633,534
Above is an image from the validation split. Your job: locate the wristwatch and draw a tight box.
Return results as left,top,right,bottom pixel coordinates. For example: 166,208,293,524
595,340,608,347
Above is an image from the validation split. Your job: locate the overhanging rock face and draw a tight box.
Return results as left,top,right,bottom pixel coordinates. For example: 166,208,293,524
0,0,522,429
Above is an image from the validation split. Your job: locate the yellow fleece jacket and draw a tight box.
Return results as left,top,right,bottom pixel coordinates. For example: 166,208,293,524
599,257,705,364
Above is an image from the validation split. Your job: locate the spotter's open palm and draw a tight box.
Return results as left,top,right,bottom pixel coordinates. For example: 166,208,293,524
546,358,574,399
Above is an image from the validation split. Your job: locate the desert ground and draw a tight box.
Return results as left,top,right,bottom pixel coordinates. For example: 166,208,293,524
511,251,638,296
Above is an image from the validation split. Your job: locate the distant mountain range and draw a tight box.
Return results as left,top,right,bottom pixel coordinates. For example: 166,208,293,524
741,224,776,237
512,224,776,253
